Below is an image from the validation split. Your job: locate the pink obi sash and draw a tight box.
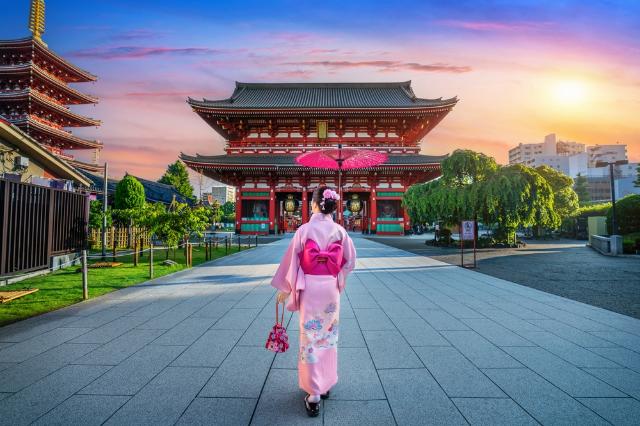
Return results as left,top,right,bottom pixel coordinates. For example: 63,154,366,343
299,239,345,277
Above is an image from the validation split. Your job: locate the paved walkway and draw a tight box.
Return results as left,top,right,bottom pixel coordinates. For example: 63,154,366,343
0,236,639,425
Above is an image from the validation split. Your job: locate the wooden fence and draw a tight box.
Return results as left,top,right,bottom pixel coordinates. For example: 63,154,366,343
0,178,89,277
89,227,151,249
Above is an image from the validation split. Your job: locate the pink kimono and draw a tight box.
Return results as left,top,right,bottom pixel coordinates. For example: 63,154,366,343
271,212,357,395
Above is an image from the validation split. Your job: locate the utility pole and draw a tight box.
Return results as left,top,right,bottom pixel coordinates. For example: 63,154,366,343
595,159,628,235
101,162,108,260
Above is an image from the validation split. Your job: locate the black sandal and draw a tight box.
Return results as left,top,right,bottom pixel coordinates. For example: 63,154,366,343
304,395,320,417
321,390,330,399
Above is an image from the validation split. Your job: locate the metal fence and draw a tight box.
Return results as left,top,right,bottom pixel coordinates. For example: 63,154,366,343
0,178,89,277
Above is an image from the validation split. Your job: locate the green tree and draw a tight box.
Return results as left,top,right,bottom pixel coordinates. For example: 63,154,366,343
88,200,112,230
634,164,640,187
153,202,213,259
159,160,194,200
535,165,579,220
483,165,559,243
606,194,640,235
113,174,146,247
574,173,591,205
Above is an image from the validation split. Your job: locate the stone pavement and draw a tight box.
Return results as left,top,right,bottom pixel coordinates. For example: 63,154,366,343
0,236,639,425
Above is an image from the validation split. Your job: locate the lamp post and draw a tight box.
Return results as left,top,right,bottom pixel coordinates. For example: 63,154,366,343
595,159,628,235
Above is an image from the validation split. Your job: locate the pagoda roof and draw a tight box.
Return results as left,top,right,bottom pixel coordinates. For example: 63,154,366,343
180,153,447,167
0,37,96,82
188,81,457,110
14,116,102,149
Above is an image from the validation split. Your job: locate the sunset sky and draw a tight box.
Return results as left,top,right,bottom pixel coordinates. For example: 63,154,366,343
3,0,639,187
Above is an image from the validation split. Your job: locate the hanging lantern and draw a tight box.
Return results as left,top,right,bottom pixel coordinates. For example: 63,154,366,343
348,194,362,213
284,194,297,213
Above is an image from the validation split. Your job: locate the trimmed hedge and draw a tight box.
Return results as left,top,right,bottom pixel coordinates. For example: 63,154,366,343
607,194,640,235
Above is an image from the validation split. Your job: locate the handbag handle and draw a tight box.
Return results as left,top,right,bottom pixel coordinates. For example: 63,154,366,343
275,300,285,326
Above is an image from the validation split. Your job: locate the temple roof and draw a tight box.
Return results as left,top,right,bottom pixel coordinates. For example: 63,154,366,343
188,81,457,110
180,153,447,167
79,170,192,205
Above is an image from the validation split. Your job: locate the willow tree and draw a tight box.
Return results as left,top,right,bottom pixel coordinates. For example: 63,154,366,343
484,164,559,243
535,165,579,220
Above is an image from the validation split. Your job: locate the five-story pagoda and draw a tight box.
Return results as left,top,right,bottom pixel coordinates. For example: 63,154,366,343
0,0,102,172
182,82,457,235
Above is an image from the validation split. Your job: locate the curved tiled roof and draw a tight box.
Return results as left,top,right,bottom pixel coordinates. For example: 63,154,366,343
181,153,447,166
188,81,457,110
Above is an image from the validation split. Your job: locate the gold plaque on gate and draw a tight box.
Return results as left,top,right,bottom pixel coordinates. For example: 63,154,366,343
317,120,328,140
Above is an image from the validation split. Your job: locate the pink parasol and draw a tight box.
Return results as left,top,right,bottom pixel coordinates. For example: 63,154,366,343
295,146,387,170
295,145,388,224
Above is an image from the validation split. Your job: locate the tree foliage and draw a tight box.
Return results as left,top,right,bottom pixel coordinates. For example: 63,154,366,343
158,160,194,200
88,200,112,230
606,194,640,235
573,173,591,205
634,164,640,188
535,165,579,220
220,201,236,223
113,174,146,226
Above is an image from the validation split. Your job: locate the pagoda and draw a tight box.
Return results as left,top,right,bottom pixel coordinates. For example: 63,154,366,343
0,0,102,172
182,81,457,235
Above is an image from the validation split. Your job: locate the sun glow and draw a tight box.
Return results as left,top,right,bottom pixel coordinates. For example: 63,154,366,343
551,80,589,105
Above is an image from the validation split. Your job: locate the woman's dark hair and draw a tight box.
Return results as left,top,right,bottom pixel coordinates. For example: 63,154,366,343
312,186,338,215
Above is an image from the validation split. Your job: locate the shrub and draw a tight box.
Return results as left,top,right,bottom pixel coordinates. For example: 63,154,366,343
606,194,640,235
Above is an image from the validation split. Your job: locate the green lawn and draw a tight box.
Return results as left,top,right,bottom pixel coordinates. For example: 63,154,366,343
0,243,251,326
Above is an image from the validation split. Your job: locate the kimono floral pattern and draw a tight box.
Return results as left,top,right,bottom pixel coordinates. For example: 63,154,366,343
299,304,340,364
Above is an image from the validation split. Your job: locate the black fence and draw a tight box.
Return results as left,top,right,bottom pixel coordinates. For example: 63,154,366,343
0,178,89,277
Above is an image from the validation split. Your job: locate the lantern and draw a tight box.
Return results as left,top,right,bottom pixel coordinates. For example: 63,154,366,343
284,194,297,213
348,194,362,214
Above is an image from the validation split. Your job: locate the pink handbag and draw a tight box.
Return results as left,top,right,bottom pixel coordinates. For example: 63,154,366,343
265,301,289,353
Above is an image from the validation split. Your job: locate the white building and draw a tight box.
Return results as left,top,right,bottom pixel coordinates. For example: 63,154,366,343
210,185,236,204
587,144,628,167
532,152,589,178
586,163,639,202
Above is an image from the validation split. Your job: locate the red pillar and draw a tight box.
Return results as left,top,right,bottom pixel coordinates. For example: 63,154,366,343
235,190,242,234
268,186,276,234
402,199,410,235
302,189,309,223
370,188,377,234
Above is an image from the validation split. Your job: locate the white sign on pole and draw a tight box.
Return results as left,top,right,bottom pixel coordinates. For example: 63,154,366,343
461,220,475,241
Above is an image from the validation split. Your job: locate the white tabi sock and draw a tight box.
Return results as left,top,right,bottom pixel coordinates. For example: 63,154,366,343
308,394,321,403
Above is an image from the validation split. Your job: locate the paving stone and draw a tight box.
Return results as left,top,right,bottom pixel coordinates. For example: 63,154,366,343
191,300,231,319
452,397,538,425
0,315,80,343
415,309,470,330
126,298,182,318
353,308,395,331
172,329,244,367
332,347,385,400
391,316,450,347
375,301,421,320
434,301,485,319
518,331,620,367
362,330,422,369
589,347,640,373
74,328,165,365
177,397,256,426
0,393,12,401
461,318,534,347
0,362,14,372
212,308,261,330
154,317,217,346
70,315,151,344
577,397,640,426
346,291,378,309
479,310,542,332
80,345,185,395
379,368,467,425
0,327,92,363
252,369,322,425
0,343,99,392
529,319,617,347
104,366,213,425
338,317,366,348
199,346,274,398
0,364,111,426
483,368,607,425
503,346,625,397
238,315,274,346
324,400,395,425
584,368,640,399
441,331,522,369
31,395,130,426
590,330,640,352
414,346,505,398
272,332,299,369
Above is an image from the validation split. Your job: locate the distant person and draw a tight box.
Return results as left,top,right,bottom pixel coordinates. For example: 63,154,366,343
435,223,440,240
271,186,357,417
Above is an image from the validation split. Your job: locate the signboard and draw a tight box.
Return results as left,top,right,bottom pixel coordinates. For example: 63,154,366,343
317,120,328,140
461,220,475,241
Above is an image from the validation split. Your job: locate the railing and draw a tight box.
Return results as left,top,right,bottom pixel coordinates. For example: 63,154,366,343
0,178,88,277
591,235,611,255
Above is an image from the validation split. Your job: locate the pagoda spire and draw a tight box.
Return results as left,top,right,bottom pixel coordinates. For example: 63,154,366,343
29,0,46,44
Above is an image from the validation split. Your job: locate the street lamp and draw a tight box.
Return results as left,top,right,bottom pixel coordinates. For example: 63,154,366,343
595,159,628,235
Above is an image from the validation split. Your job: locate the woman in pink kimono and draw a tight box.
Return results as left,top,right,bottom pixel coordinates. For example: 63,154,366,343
271,186,357,417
